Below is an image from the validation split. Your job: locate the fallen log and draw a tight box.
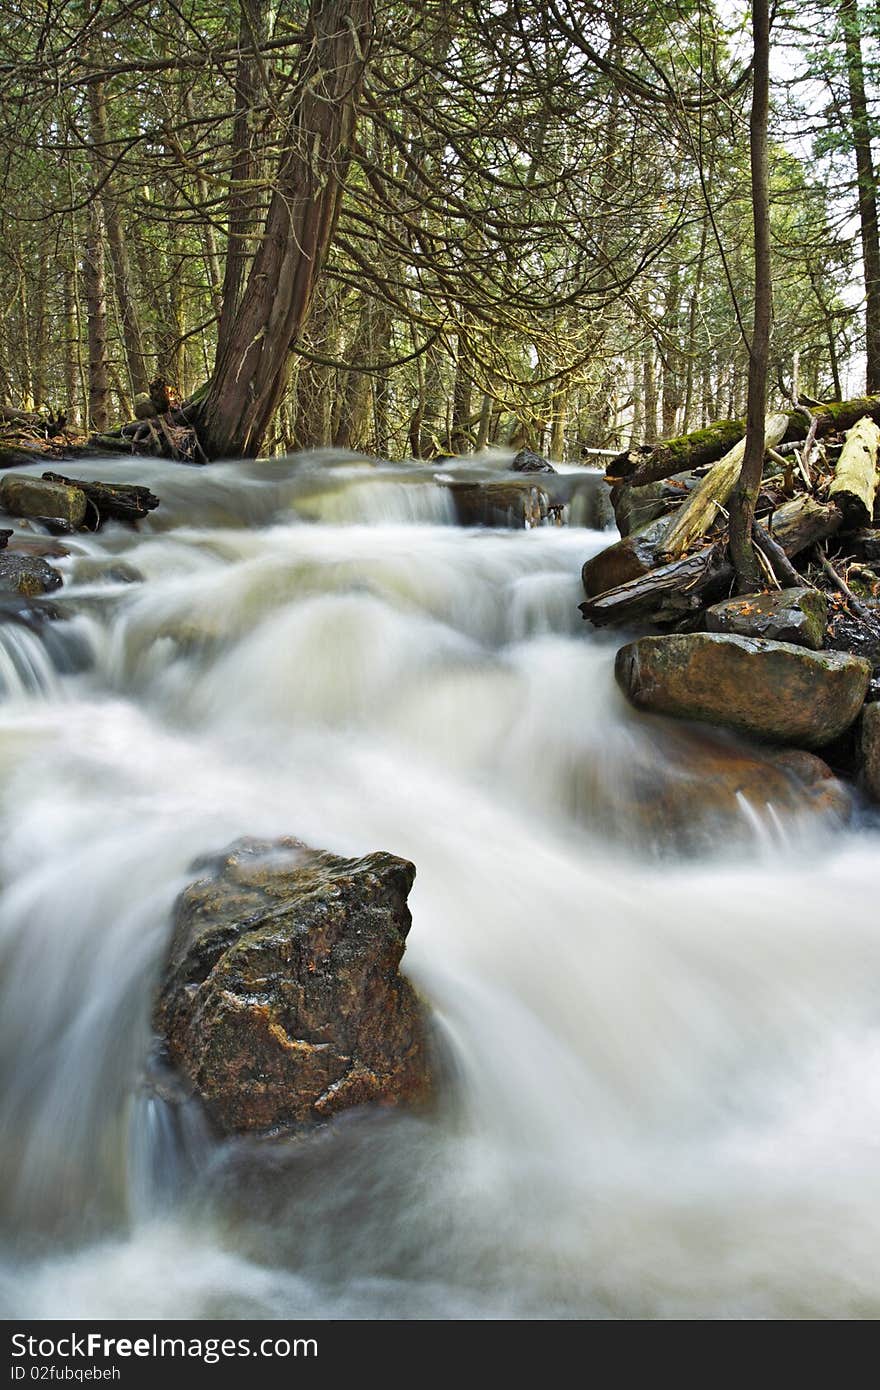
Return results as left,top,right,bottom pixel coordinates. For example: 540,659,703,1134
769,494,842,554
752,519,803,588
41,472,159,527
607,395,880,489
828,415,880,527
580,543,732,627
659,412,788,561
580,493,842,629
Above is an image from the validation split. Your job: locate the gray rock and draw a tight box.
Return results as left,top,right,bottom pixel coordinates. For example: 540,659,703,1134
615,632,870,748
706,587,827,650
511,448,556,475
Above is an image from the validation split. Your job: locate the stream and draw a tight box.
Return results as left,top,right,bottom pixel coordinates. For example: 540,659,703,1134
1,450,879,1320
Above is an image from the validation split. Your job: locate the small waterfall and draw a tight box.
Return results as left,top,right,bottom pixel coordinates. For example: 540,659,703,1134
0,451,877,1320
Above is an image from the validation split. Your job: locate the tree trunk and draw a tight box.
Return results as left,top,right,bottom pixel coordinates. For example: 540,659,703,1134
450,326,474,455
215,0,270,360
729,0,772,592
84,201,109,432
88,78,150,397
198,0,374,460
642,342,658,443
840,0,880,393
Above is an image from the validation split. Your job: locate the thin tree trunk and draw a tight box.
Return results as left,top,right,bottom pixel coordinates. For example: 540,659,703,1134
476,391,494,450
63,266,80,426
642,343,658,443
450,324,474,454
729,0,773,592
88,78,149,397
84,200,109,432
840,0,880,393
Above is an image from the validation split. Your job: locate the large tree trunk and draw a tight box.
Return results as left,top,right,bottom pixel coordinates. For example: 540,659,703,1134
840,0,880,393
215,0,270,360
729,0,773,592
197,0,374,460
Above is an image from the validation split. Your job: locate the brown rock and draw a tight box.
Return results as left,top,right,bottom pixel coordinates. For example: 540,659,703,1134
589,726,852,851
153,837,432,1135
581,515,671,597
615,632,870,748
446,479,552,528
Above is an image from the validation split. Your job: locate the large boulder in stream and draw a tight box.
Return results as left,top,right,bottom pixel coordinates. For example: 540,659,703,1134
615,632,870,748
153,837,433,1135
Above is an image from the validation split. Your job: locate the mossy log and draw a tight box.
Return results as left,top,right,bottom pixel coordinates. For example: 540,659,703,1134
659,412,788,561
42,472,159,527
828,415,880,527
607,395,880,489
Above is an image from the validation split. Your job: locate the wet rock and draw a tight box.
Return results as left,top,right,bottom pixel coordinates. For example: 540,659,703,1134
610,471,698,537
615,632,870,748
581,515,671,597
706,587,827,651
154,837,433,1135
858,702,880,802
0,474,87,529
446,479,551,528
511,448,556,474
0,551,63,597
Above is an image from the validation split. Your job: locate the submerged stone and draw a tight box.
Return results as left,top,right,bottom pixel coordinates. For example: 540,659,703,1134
446,479,553,528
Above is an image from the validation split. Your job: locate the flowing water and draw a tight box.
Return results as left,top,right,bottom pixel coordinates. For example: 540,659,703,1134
0,449,878,1320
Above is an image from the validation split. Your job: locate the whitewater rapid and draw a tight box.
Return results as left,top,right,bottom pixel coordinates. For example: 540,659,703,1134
1,451,879,1319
